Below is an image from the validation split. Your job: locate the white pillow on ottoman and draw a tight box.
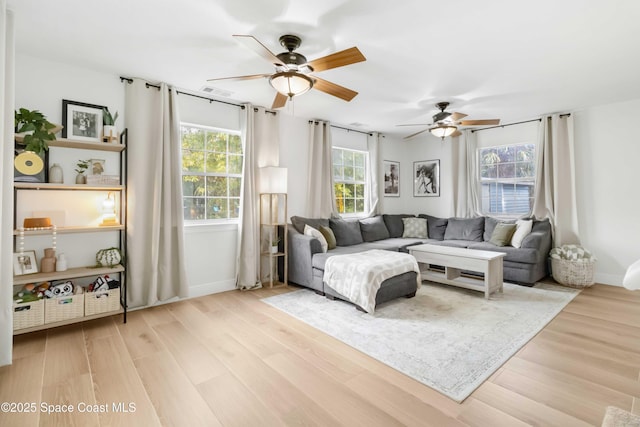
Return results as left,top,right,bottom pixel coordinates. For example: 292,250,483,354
623,259,640,290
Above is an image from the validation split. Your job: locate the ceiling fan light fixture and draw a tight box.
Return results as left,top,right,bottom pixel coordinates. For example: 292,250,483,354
429,124,457,139
269,71,314,99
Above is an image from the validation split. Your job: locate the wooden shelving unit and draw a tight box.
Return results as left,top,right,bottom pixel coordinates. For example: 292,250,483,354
12,130,128,333
259,193,288,288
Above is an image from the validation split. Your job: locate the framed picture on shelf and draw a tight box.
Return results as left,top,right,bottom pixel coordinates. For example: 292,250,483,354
89,159,105,175
383,160,400,197
13,250,38,276
62,99,105,142
413,159,440,197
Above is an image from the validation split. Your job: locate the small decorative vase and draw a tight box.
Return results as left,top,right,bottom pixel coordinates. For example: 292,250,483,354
49,163,63,183
41,248,56,273
56,253,68,272
103,125,117,142
75,173,86,184
270,245,279,254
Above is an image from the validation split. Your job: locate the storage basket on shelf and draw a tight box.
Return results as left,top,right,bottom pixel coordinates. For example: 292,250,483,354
85,287,121,316
44,285,84,324
550,244,596,288
13,298,44,330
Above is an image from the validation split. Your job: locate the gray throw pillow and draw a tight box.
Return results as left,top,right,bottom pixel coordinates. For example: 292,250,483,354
418,214,448,240
483,217,516,241
359,216,390,242
290,216,329,234
329,219,364,246
443,217,485,241
382,214,415,238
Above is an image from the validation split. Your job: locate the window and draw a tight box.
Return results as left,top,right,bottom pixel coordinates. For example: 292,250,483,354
181,123,242,221
333,147,367,215
479,143,535,215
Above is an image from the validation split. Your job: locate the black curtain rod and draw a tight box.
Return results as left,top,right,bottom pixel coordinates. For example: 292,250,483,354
308,120,373,136
471,113,572,133
120,76,246,110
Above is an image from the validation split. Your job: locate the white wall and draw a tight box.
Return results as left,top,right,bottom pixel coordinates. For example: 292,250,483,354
574,98,640,285
13,55,242,298
278,113,308,218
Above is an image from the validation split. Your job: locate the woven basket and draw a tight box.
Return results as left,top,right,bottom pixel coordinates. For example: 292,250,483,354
551,258,596,288
13,299,44,330
85,288,120,316
45,287,84,324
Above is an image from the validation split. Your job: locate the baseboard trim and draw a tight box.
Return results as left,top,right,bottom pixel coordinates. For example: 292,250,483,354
594,272,623,287
188,279,236,298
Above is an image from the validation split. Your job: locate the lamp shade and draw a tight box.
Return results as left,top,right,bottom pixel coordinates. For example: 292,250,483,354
259,166,288,193
429,124,457,139
269,72,313,99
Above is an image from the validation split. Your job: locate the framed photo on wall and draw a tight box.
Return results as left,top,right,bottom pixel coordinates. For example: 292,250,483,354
383,160,400,197
413,159,440,197
62,99,105,142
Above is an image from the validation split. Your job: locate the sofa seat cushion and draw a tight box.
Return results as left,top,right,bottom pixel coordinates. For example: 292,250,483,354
467,242,538,264
312,243,383,270
434,239,473,249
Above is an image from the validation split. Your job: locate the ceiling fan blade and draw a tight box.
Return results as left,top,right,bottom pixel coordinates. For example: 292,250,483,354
271,92,288,109
403,128,430,140
307,47,366,72
207,73,270,82
459,119,501,126
396,123,431,127
451,130,462,137
233,35,285,67
313,77,358,101
451,112,468,121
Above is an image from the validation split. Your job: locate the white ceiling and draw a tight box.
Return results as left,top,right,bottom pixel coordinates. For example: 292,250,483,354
7,0,640,136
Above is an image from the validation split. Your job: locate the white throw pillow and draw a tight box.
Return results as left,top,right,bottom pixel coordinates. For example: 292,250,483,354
510,219,533,248
623,259,640,290
304,224,328,253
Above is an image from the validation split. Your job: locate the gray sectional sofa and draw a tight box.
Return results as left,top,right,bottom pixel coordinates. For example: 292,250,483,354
287,214,552,294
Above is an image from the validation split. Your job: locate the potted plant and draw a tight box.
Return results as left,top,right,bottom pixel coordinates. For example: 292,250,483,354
95,247,123,268
14,108,60,155
270,237,280,254
74,159,90,184
102,108,119,142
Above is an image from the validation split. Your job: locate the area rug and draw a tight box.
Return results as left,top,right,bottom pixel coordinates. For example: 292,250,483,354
262,282,578,402
602,406,640,427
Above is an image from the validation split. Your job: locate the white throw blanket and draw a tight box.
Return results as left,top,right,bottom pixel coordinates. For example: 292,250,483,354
323,249,421,313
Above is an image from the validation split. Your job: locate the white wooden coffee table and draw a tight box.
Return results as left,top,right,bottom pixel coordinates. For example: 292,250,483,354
409,244,507,299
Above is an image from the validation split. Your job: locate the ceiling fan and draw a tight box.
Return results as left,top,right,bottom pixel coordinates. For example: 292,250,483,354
207,34,366,109
398,102,501,140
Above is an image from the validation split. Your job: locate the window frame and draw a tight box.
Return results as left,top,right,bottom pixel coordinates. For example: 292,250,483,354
332,146,368,218
180,122,243,224
477,141,536,218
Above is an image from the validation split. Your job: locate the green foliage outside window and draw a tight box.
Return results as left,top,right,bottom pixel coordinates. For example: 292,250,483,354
181,125,242,221
333,148,367,214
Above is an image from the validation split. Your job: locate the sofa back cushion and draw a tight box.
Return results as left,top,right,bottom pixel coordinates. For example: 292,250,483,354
444,217,485,241
418,214,448,240
359,216,390,242
329,218,364,246
291,216,329,234
382,214,415,238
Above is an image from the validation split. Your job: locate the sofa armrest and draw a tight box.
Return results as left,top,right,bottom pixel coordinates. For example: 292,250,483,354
287,224,322,287
521,230,552,261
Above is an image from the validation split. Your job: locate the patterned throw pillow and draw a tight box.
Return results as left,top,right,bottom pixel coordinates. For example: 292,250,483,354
304,224,328,253
402,217,428,238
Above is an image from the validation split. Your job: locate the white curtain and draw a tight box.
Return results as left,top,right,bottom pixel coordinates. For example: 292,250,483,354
532,114,580,245
307,120,337,217
365,132,381,216
236,106,279,290
0,1,14,366
125,79,188,307
451,130,481,217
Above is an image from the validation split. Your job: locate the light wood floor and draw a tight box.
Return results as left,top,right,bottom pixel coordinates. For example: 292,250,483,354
1,283,639,427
